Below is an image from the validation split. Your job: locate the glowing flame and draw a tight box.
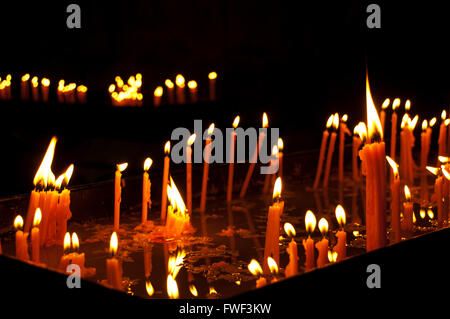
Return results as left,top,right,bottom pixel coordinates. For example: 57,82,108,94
262,113,269,128
404,185,411,201
175,74,185,87
21,74,30,82
382,98,390,109
333,113,339,130
209,287,218,295
146,281,154,296
318,218,328,236
420,209,426,219
335,205,346,227
187,80,197,89
442,110,447,120
63,232,71,253
248,259,263,276
426,166,439,175
144,158,153,171
277,138,284,151
167,275,179,299
392,98,401,110
354,122,367,141
441,166,450,180
108,84,116,93
422,120,428,131
272,145,279,156
233,116,240,128
401,114,409,129
305,210,316,233
405,99,411,111
428,208,434,219
430,117,437,127
208,72,217,80
41,78,50,87
386,156,399,178
445,119,450,126
341,114,348,122
189,284,198,297
168,249,186,279
14,215,24,230
326,114,334,128
328,250,338,263
72,233,79,251
187,134,196,146
413,212,417,224
33,137,57,188
408,115,419,130
165,79,174,89
207,123,215,135
284,223,296,237
154,86,163,97
168,177,187,216
164,141,171,155
438,156,450,163
33,208,42,227
273,177,282,200
110,232,118,256
267,257,278,274
115,76,124,88
64,164,74,186
366,74,383,141
117,162,128,172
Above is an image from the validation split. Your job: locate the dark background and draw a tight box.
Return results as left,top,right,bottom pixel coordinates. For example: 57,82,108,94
0,1,450,197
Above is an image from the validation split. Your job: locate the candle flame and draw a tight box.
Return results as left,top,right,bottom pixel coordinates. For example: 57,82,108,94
165,79,174,89
110,232,118,256
392,98,400,110
64,232,71,252
33,137,57,188
146,281,154,296
446,119,450,126
58,80,65,91
401,114,409,129
408,115,419,130
77,85,87,93
233,116,240,128
117,163,128,172
267,257,278,274
341,114,348,122
305,210,316,233
272,145,278,156
428,208,434,219
175,74,185,87
108,84,116,93
426,166,439,175
31,76,39,87
168,177,187,216
209,287,218,295
187,80,197,89
14,215,24,230
326,114,334,129
382,98,390,109
335,205,346,227
168,249,186,279
41,78,50,87
187,133,196,146
441,166,450,180
366,74,383,141
207,123,215,135
386,156,399,178
273,177,282,200
248,259,263,276
208,72,217,80
318,218,328,235
144,158,153,171
154,86,163,97
422,120,428,131
405,99,411,111
167,274,179,299
283,223,296,237
333,113,339,130
420,209,426,219
354,122,367,141
277,138,284,151
412,211,417,224
404,185,411,201
164,141,171,155
328,250,338,263
189,284,198,297
442,110,447,120
33,208,42,227
72,233,79,251
64,164,74,186
262,113,269,128
438,156,450,163
21,74,30,82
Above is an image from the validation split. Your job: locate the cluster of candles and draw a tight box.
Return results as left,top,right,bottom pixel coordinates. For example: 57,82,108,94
108,74,143,106
153,72,217,107
0,74,12,100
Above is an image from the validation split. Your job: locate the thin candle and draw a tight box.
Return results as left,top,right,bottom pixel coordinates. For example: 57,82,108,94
323,113,339,188
14,215,29,261
186,134,196,214
142,158,153,224
387,156,401,243
200,124,215,213
175,74,186,104
390,98,400,161
313,115,334,189
106,232,123,290
248,259,266,288
114,162,128,232
153,86,163,107
161,141,171,222
187,80,198,103
283,223,298,277
226,116,240,202
165,79,175,104
31,208,42,263
333,205,346,261
302,210,316,271
208,71,217,101
338,114,350,182
315,218,329,268
380,98,390,133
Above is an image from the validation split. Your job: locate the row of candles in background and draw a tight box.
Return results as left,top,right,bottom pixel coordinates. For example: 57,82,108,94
0,71,217,106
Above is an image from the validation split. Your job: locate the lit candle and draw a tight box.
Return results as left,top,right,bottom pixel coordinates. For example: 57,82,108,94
380,98,390,133
277,138,284,179
31,76,39,102
315,218,329,268
352,123,366,181
142,158,153,224
57,80,65,103
153,86,163,107
21,73,30,100
14,215,29,261
283,223,298,277
76,85,88,103
323,113,339,188
106,232,123,290
263,177,284,274
187,80,198,103
186,134,196,215
402,185,414,233
302,210,316,271
31,208,42,263
240,113,268,198
114,162,128,232
208,72,217,101
390,98,400,162
313,114,333,189
427,166,442,225
267,257,279,283
175,74,186,104
161,141,171,222
200,124,215,213
438,110,447,160
333,205,346,261
165,177,192,237
41,78,50,102
248,259,266,288
165,79,175,104
59,233,86,276
338,114,350,182
226,116,240,203
387,156,401,243
359,74,387,251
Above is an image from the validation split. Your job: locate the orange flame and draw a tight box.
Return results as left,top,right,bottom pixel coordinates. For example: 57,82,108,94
278,138,284,151
41,78,50,87
187,80,197,89
33,137,57,188
366,74,383,141
335,205,346,227
305,210,316,233
422,120,428,131
428,208,434,219
208,72,217,80
110,232,118,256
354,122,367,141
233,116,240,128
187,134,196,146
72,233,79,251
318,218,328,236
284,223,296,237
154,86,163,97
272,145,278,156
248,259,263,276
117,163,128,172
438,156,449,163
207,123,215,135
167,275,179,299
14,215,24,230
426,166,439,175
165,79,174,89
273,177,282,200
333,113,339,130
326,114,334,129
189,284,198,297
441,166,450,180
21,74,30,82
262,113,269,128
144,158,153,171
164,141,171,155
404,185,411,202
63,232,71,252
382,98,390,109
386,156,399,178
429,117,437,127
392,98,401,110
267,257,278,274
33,208,42,227
341,114,348,122
405,99,411,111
328,250,338,263
175,74,185,87
146,281,154,296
